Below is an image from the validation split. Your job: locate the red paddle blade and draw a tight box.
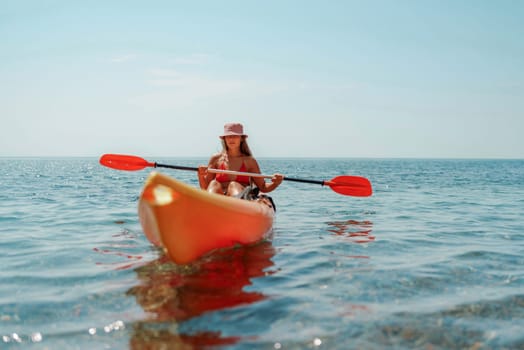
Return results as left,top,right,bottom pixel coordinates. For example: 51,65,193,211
99,154,155,171
326,175,373,197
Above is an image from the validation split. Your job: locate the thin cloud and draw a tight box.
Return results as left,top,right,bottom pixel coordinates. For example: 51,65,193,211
144,69,356,98
127,69,249,109
172,53,211,65
110,54,137,63
149,69,181,78
146,68,244,91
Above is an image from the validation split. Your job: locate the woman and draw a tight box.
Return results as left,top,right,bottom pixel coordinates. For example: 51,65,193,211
198,123,283,197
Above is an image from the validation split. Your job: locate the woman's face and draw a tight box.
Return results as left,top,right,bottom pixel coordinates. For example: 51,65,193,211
224,135,242,148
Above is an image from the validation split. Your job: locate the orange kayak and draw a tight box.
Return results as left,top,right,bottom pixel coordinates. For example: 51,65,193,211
138,172,275,264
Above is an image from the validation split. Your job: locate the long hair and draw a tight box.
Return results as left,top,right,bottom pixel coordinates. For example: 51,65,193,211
221,136,252,156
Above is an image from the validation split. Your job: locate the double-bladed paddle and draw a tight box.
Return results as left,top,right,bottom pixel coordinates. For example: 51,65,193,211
99,153,373,197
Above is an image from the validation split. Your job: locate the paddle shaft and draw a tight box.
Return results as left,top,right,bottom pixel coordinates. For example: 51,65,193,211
156,162,325,184
155,162,271,178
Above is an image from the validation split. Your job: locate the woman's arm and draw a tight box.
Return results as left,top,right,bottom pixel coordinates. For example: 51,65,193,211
249,158,283,193
198,154,220,189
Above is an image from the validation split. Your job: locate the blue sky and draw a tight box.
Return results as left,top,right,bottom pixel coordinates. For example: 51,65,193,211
1,1,523,158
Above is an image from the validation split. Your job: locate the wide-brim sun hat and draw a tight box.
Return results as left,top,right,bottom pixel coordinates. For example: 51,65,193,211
220,122,248,138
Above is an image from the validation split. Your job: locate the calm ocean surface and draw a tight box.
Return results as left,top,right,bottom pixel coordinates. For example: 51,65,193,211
1,157,523,349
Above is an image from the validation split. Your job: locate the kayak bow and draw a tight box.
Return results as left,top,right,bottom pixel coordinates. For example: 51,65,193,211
138,172,275,264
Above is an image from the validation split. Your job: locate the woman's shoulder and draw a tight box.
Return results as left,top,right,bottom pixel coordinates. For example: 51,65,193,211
243,156,260,169
208,152,225,165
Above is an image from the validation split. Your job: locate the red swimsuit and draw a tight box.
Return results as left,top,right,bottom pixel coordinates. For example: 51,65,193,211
215,161,250,185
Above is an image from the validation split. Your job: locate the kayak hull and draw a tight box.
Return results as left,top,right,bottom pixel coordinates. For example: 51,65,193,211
138,172,275,264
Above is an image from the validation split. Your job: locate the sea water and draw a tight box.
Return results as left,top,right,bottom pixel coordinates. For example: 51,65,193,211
1,158,523,349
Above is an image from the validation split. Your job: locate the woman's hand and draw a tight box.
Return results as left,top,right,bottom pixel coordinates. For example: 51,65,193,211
198,165,208,178
271,173,284,189
272,173,283,183
198,165,209,189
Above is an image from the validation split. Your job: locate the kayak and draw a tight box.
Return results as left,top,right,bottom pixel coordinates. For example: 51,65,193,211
138,171,275,264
